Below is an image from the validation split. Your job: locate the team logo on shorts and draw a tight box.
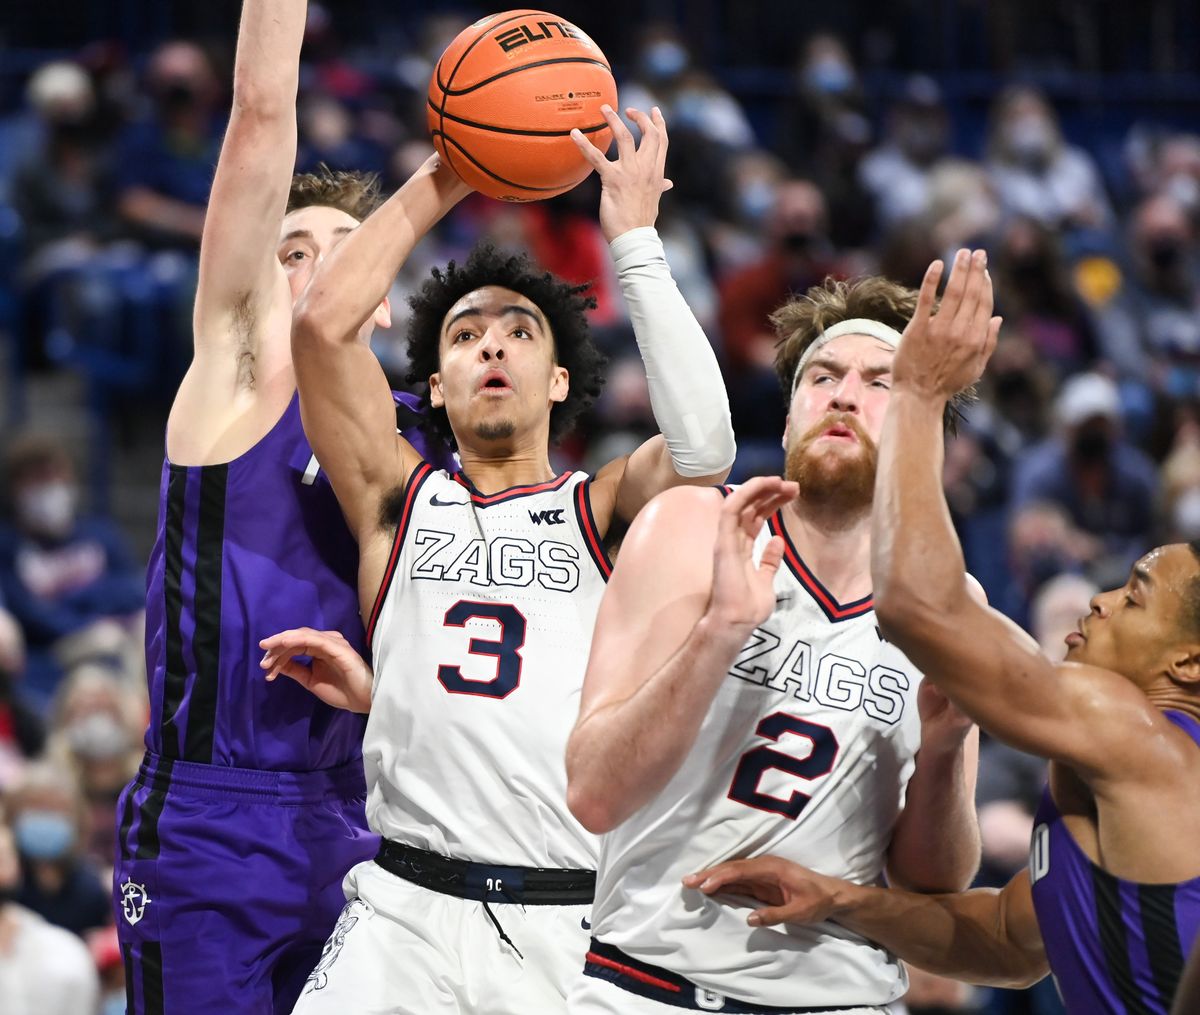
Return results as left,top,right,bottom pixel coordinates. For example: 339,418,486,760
695,988,726,1011
303,899,370,994
119,879,152,925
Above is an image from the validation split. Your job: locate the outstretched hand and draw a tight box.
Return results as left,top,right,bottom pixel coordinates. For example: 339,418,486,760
703,477,798,636
893,249,1002,400
571,105,672,242
682,856,848,928
259,627,372,714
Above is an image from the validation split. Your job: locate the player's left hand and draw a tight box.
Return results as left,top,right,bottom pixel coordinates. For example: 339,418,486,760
916,680,975,751
682,856,847,928
259,627,372,714
893,248,1002,401
571,105,672,242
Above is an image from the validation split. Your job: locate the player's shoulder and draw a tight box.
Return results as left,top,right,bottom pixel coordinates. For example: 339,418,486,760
622,484,727,556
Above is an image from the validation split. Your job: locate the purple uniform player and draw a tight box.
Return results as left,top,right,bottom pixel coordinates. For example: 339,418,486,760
111,1,449,1012
1029,715,1200,1012
682,252,1200,1014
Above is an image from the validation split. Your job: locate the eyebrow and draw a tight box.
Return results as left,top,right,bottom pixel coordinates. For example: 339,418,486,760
804,356,893,378
280,226,354,242
1133,564,1153,588
443,304,543,333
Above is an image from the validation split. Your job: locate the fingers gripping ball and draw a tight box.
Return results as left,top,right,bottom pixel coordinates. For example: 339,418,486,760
428,10,618,202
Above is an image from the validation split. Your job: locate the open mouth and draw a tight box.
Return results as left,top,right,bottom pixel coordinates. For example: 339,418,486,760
478,370,513,395
820,425,857,441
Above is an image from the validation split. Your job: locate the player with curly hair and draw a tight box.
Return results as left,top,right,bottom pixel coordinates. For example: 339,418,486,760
261,104,735,1014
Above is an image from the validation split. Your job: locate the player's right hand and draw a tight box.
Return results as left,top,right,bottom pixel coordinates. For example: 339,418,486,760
682,856,847,928
703,476,797,636
259,628,372,714
893,248,1001,400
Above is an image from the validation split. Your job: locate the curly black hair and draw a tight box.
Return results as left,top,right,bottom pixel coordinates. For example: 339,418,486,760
405,244,607,449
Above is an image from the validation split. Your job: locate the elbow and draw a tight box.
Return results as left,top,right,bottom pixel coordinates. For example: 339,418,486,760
230,77,295,122
291,297,339,355
872,580,933,644
566,782,621,836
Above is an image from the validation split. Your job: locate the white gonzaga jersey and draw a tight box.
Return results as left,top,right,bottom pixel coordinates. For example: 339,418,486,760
590,501,925,1008
365,464,610,870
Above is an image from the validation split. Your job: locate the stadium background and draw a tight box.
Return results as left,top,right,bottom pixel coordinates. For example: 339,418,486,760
2,1,1200,1011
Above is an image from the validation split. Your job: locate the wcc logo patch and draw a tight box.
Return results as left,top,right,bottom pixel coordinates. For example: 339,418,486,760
120,878,152,925
528,508,565,526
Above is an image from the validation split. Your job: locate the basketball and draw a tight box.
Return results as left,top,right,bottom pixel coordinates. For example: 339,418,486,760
427,10,618,202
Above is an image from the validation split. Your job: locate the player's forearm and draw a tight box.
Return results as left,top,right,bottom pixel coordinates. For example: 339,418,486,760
829,882,1045,988
873,388,966,625
231,0,307,116
613,228,734,479
293,160,470,347
567,615,747,834
887,734,980,892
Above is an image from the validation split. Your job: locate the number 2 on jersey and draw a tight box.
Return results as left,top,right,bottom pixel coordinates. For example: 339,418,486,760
727,712,838,818
437,601,527,699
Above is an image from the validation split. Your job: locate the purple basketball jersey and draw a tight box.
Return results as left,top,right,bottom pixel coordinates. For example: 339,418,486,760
143,391,450,771
1029,711,1200,1014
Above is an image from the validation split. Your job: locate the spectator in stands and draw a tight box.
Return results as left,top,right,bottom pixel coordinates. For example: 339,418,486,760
0,435,143,708
0,821,100,1015
993,216,1097,376
1092,194,1200,397
859,75,952,233
1010,372,1158,580
11,61,117,269
0,603,44,781
6,760,110,936
115,40,222,250
985,85,1112,232
718,179,842,456
46,665,143,872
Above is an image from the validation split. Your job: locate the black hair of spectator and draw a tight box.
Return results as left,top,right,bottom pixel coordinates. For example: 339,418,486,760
286,165,383,221
770,274,975,434
405,244,606,449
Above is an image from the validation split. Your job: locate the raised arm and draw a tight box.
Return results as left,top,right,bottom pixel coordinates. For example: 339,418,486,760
872,252,1175,780
192,0,306,358
684,857,1047,989
566,478,795,833
291,157,470,548
572,107,735,525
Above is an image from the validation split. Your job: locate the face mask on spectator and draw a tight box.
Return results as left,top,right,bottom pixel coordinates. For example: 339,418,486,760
641,41,687,81
804,56,853,96
736,180,776,223
1004,114,1055,165
16,481,76,538
1147,237,1186,273
1166,173,1200,213
1071,427,1112,464
14,810,76,861
66,712,131,760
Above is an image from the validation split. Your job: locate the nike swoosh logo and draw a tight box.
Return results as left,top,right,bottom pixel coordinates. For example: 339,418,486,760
581,917,591,930
429,493,468,507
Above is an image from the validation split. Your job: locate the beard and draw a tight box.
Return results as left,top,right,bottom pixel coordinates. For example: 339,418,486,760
784,412,878,517
474,418,517,441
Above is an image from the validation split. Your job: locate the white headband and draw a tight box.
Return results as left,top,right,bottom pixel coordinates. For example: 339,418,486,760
791,318,906,393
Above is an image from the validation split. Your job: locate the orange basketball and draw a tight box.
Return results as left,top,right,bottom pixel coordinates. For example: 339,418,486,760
428,10,617,202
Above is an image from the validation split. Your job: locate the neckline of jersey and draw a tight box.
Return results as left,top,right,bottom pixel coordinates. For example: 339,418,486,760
452,470,575,504
767,511,874,622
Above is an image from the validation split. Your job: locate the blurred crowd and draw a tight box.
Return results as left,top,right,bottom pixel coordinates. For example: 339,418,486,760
1,4,1200,1013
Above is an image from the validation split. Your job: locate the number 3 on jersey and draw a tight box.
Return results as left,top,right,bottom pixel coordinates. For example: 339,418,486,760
727,712,838,818
437,601,527,699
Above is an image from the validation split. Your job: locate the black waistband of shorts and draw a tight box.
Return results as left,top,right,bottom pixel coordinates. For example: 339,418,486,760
583,939,872,1013
374,839,595,905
